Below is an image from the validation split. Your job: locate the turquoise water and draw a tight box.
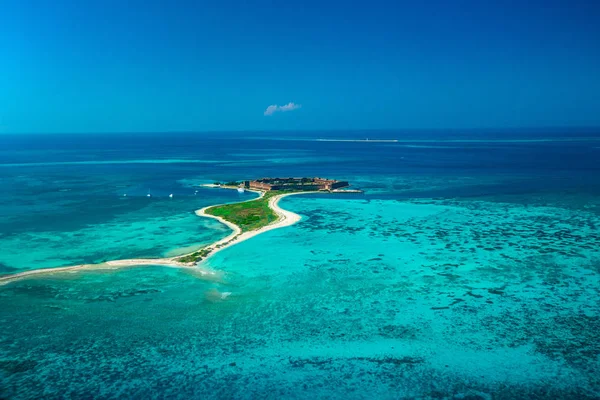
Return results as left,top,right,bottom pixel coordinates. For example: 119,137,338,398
1,131,600,398
0,189,255,271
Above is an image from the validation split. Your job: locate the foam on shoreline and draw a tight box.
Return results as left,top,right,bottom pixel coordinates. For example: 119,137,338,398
0,189,304,285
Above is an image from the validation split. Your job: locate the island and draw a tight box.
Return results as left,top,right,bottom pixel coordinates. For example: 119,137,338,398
0,177,359,284
246,177,349,191
177,177,356,263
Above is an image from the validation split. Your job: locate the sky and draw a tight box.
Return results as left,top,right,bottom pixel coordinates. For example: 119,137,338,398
1,0,599,133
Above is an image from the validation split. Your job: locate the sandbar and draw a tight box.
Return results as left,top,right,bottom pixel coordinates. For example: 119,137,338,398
0,189,304,285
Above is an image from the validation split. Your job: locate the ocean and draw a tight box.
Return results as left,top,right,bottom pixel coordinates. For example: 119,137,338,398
1,129,599,399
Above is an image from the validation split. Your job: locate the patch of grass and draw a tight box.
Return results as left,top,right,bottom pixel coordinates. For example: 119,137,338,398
176,189,307,263
205,190,288,232
177,247,213,263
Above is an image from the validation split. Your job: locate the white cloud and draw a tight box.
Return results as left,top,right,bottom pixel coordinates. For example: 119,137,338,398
264,105,279,116
264,102,301,116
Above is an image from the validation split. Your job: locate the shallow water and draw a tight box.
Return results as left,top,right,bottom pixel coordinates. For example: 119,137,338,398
0,186,257,271
1,130,599,398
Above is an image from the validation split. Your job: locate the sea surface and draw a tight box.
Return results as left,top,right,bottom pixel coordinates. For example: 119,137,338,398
1,129,599,399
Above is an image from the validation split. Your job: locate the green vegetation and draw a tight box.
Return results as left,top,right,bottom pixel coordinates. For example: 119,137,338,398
173,178,350,264
205,191,285,232
176,189,300,263
211,181,241,187
177,247,213,263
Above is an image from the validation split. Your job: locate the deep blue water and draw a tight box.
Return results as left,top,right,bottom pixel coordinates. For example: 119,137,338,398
1,129,599,399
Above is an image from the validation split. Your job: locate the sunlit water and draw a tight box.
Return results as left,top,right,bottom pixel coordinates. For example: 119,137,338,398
1,130,599,398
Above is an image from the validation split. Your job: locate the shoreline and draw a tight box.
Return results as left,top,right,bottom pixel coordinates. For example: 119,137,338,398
0,188,304,285
196,192,303,261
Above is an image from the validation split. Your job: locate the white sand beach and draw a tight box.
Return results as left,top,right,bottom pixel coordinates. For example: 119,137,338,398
0,190,304,285
195,192,303,259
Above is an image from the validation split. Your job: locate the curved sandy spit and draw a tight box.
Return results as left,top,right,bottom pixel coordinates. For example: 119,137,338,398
0,190,305,285
196,192,303,260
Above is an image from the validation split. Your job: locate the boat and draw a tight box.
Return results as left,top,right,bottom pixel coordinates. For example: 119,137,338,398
147,193,151,197
169,194,173,198
237,187,245,193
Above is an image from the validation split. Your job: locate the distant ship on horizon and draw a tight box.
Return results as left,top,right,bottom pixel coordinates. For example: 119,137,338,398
316,138,399,143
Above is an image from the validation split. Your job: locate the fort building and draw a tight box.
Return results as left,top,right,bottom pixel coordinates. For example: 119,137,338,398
246,177,349,191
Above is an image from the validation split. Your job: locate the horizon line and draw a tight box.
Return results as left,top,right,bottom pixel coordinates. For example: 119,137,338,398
1,125,600,135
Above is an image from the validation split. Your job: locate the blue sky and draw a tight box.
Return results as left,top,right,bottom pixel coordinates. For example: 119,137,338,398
1,0,599,133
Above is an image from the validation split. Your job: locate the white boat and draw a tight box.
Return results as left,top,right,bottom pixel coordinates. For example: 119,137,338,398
147,193,151,197
237,187,245,193
169,194,173,198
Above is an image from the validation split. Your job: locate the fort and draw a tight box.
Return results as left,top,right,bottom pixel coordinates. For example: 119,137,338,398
246,177,349,192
